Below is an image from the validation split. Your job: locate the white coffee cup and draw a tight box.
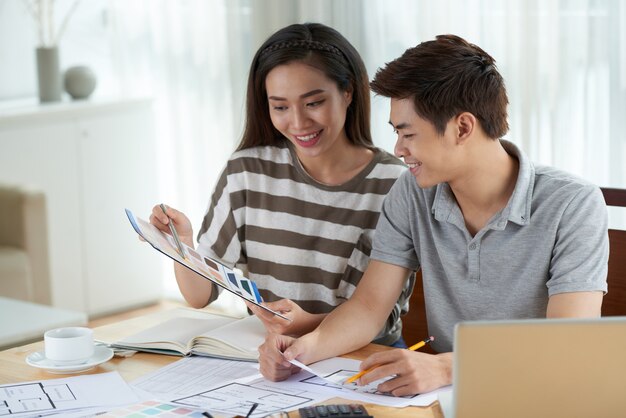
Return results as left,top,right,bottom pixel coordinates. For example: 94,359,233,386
44,327,94,365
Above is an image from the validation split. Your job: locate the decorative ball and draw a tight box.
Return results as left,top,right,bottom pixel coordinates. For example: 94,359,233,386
64,66,97,99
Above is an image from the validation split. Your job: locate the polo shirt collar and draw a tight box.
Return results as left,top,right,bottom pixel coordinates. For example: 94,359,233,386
431,140,534,227
501,140,533,226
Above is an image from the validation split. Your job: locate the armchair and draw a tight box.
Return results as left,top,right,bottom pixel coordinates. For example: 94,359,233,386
0,182,51,304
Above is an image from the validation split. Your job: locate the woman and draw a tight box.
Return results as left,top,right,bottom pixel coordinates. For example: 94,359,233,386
150,23,410,346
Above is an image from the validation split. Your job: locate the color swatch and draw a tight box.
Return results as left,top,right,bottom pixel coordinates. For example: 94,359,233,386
101,400,207,417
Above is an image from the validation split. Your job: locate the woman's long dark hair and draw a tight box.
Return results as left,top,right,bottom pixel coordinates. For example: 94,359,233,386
237,23,373,151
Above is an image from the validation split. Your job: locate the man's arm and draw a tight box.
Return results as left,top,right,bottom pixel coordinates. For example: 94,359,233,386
546,185,608,317
355,290,605,396
302,260,411,361
546,291,603,317
283,260,411,364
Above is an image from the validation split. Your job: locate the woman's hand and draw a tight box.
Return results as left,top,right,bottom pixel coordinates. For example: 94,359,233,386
149,204,194,246
246,299,325,337
356,350,453,396
148,203,215,308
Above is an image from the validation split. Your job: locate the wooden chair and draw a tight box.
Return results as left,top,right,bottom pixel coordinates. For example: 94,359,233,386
600,187,626,316
401,271,433,352
401,187,626,349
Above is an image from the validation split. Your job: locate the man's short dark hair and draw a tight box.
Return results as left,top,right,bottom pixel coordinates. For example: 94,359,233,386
371,34,509,139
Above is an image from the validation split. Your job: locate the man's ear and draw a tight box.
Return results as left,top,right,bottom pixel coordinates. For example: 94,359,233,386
455,112,476,144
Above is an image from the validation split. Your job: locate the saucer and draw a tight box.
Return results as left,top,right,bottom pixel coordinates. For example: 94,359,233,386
25,345,114,374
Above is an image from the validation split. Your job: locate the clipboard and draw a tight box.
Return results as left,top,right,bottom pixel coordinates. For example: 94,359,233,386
125,209,290,321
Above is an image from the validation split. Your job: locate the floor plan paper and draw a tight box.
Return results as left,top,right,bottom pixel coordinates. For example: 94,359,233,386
130,356,260,401
0,372,139,417
288,356,447,407
171,381,321,418
131,356,333,417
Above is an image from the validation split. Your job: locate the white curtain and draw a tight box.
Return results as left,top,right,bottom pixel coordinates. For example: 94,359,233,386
108,0,249,224
361,0,626,189
107,0,626,298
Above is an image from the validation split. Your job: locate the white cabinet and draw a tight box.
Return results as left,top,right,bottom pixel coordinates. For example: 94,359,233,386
0,98,162,315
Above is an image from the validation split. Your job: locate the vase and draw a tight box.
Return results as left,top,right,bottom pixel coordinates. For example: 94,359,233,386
64,66,97,100
36,47,62,103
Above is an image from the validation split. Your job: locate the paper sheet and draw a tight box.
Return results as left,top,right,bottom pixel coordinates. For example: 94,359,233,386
0,372,139,417
131,354,448,416
288,356,449,407
131,356,333,417
131,356,259,400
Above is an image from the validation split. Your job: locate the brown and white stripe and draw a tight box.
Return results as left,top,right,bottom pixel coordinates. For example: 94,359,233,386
196,142,411,345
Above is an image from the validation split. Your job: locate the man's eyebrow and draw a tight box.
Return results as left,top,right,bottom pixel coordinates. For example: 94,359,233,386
389,121,411,130
268,89,326,101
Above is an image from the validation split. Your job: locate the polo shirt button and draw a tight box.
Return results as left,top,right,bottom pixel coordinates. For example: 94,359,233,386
469,243,477,250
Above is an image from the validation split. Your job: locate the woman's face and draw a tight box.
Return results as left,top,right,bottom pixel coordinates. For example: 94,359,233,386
265,61,352,160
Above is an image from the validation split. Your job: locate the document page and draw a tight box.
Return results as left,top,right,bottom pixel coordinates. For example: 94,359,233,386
288,356,450,407
0,372,139,417
130,356,332,417
131,356,260,401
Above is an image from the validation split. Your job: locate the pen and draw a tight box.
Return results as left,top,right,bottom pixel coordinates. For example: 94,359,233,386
345,336,435,384
231,402,259,418
245,402,259,418
160,203,186,259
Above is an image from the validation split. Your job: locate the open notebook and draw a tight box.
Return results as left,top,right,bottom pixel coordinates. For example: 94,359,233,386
111,309,266,362
442,317,626,418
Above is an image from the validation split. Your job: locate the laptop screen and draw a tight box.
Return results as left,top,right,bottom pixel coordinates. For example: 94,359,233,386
452,317,626,418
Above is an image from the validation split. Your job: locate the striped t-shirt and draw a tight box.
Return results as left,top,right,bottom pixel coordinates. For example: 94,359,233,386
196,142,411,345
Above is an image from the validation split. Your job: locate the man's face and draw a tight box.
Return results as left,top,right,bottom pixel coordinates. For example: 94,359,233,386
390,98,462,188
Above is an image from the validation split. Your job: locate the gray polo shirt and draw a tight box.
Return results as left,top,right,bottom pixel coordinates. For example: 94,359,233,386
371,140,608,353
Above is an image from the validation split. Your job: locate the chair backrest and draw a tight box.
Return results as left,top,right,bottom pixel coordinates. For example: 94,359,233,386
600,187,626,316
401,271,433,352
401,187,626,347
0,183,51,305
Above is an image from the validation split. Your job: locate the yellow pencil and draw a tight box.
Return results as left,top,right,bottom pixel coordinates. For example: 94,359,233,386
345,336,435,384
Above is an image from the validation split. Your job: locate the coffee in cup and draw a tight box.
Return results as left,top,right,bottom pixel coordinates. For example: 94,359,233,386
44,327,94,365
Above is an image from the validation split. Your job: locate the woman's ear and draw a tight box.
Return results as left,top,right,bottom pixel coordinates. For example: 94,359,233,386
343,86,353,106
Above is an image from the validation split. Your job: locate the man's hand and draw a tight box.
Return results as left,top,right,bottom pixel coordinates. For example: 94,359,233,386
246,299,324,337
356,350,453,396
258,333,301,381
258,331,322,381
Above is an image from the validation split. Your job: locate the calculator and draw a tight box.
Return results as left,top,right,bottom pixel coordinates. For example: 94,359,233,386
298,404,373,417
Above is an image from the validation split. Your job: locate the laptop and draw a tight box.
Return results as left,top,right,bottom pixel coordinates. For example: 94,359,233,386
444,317,626,418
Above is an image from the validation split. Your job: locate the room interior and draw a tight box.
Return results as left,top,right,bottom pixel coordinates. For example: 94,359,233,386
0,0,625,351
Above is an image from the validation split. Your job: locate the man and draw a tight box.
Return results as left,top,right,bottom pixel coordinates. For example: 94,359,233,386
257,34,608,396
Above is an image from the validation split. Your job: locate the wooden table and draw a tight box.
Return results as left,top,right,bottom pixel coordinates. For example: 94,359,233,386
0,309,443,418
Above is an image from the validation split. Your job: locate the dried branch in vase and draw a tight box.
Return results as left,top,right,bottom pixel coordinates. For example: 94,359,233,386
23,0,81,47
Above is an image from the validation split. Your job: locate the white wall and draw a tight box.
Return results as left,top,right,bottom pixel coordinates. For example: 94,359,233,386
0,0,116,101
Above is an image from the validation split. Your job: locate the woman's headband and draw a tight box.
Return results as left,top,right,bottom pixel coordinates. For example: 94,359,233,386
259,39,348,64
